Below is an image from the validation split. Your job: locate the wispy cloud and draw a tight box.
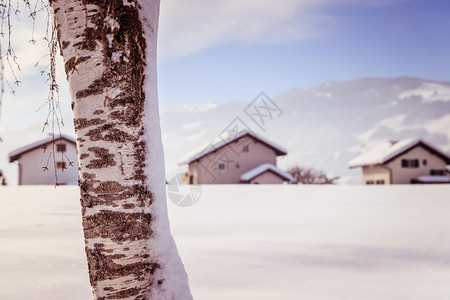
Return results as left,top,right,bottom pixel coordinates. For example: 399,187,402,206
158,0,408,59
158,0,333,59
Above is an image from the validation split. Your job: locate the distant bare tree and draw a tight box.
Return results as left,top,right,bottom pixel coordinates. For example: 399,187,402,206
288,165,339,184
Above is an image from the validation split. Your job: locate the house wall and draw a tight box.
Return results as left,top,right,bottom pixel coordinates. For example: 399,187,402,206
362,165,391,185
249,171,284,184
386,145,448,184
18,141,78,185
189,135,278,184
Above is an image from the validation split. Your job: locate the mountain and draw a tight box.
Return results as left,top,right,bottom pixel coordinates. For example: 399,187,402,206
2,77,450,184
159,77,450,184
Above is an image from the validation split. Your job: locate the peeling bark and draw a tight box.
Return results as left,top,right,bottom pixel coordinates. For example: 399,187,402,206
50,1,189,299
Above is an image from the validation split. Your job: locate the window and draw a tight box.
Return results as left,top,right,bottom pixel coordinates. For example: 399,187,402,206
401,159,419,168
57,143,66,152
376,180,385,185
430,169,445,176
366,180,374,185
242,145,249,152
56,161,67,169
217,163,226,171
422,159,427,166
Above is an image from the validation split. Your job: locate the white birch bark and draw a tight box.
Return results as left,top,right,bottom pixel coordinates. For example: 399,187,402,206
50,1,192,299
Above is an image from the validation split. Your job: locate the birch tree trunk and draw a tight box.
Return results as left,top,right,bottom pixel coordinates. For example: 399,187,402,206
50,1,192,299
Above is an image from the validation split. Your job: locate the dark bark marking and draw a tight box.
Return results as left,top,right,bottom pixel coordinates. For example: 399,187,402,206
62,41,70,49
109,107,141,127
76,76,110,99
94,181,126,194
84,210,152,242
85,124,137,143
75,117,106,130
83,172,96,180
86,147,116,169
65,55,91,74
123,203,136,209
132,139,147,181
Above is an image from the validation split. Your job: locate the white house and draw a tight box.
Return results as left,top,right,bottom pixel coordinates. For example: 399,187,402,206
349,139,450,184
181,130,292,184
9,135,78,185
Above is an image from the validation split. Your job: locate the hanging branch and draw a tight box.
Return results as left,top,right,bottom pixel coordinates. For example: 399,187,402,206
1,0,69,184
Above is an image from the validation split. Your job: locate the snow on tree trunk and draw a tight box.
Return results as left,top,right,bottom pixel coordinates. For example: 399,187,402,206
50,1,192,299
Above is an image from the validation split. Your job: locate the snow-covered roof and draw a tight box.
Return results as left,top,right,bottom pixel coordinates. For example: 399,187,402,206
349,138,450,168
240,163,293,182
182,130,287,164
9,134,76,162
415,175,450,183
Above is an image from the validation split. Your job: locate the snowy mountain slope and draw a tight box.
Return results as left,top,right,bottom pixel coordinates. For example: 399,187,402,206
1,77,449,184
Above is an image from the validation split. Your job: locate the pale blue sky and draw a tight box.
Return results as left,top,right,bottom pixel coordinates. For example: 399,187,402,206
157,0,450,104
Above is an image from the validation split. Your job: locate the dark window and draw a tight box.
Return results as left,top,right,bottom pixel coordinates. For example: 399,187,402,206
376,180,385,185
57,144,66,152
401,159,419,168
430,169,445,176
217,163,226,171
422,159,427,166
242,145,249,152
366,180,374,185
56,161,66,169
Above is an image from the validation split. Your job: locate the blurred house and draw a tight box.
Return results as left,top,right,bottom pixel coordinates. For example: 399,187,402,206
9,135,78,185
349,139,450,184
181,130,292,184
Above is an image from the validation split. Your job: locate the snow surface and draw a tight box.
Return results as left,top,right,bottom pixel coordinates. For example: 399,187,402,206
415,175,450,183
1,185,450,300
240,163,292,181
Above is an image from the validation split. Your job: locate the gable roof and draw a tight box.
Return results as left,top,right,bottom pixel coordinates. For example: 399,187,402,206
9,134,77,162
349,138,450,168
240,163,293,182
182,130,287,164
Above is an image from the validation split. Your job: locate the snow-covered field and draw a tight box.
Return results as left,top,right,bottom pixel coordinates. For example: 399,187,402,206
1,185,450,299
